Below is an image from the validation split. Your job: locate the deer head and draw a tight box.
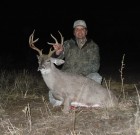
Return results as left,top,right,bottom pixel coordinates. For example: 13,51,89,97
29,30,65,71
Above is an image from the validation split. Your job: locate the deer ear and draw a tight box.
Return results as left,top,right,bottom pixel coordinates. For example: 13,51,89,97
50,58,65,65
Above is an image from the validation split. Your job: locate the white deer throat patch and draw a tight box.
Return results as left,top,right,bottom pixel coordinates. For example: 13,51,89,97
40,69,51,74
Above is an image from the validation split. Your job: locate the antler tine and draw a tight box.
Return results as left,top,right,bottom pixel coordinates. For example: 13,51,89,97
58,31,64,45
47,47,56,58
29,30,43,56
47,34,58,45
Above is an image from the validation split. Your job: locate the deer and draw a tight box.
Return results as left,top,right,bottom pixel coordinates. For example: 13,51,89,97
29,30,118,114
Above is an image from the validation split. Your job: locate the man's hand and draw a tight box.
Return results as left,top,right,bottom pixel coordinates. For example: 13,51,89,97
53,43,63,55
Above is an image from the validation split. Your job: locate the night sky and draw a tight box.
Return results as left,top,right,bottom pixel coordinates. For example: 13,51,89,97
1,3,140,79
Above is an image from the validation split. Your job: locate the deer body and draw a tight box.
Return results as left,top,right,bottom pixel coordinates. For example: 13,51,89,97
29,30,118,113
38,57,118,113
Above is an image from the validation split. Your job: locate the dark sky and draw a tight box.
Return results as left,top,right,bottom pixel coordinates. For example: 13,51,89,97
0,2,140,74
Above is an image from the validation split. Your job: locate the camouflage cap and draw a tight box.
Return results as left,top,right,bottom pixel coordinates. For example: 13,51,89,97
73,20,87,28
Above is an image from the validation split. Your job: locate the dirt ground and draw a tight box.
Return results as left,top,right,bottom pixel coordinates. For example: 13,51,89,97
0,84,140,134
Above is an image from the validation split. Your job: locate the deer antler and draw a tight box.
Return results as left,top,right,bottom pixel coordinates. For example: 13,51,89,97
29,30,43,56
47,31,64,46
47,48,56,58
47,31,64,57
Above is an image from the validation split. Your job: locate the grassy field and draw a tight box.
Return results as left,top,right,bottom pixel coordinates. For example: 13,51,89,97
0,67,140,135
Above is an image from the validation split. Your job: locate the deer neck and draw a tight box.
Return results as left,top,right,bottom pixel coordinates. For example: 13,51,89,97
39,62,55,75
40,64,61,90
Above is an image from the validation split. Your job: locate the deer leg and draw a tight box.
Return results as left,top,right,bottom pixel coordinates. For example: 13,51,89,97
62,97,71,114
49,91,63,107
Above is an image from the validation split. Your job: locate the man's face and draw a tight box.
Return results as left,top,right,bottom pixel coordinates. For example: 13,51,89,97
73,26,87,39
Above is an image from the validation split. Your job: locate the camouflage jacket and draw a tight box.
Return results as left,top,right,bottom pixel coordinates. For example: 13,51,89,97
57,38,100,76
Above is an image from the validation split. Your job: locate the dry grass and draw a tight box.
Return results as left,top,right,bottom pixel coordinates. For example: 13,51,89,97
0,69,140,135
